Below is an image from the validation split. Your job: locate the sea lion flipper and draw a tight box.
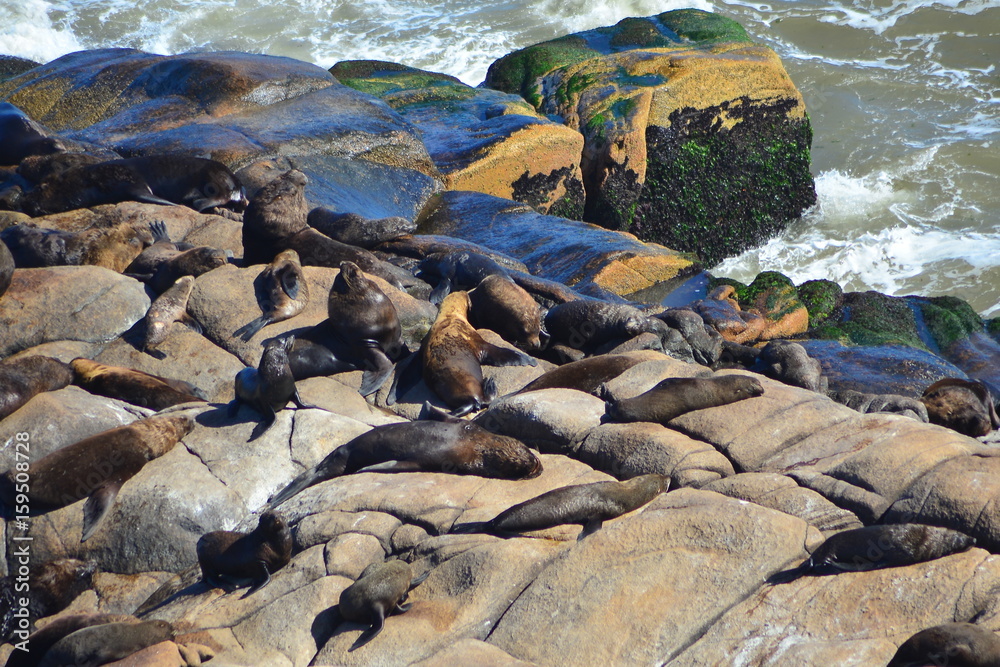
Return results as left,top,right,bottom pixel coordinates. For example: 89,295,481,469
419,401,463,423
428,278,452,305
480,342,537,368
241,561,271,598
227,398,241,418
359,351,394,397
449,520,489,534
234,316,269,341
386,350,422,406
395,601,412,613
81,482,121,541
291,389,319,411
149,220,169,243
349,609,385,652
278,265,302,300
179,312,202,335
579,518,604,540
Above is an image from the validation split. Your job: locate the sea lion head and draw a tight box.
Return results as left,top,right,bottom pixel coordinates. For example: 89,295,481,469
335,260,365,292
922,378,996,437
256,509,288,535
721,374,765,399
467,423,543,479
190,162,246,212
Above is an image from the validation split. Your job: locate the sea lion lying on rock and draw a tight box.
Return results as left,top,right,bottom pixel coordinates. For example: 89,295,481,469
337,560,427,651
603,375,765,424
920,378,999,437
888,622,1000,667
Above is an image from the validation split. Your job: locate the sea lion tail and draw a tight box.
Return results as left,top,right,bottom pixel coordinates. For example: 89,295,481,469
267,465,335,509
449,521,490,535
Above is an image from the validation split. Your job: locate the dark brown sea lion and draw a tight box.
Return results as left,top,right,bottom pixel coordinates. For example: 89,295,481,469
603,374,765,424
144,275,202,351
286,336,359,381
123,220,177,278
0,237,13,299
827,389,929,422
307,208,415,249
452,474,670,540
70,358,206,410
0,558,97,644
0,103,64,166
231,335,312,439
417,250,512,304
769,523,976,583
0,355,74,420
15,152,105,185
752,340,825,392
267,410,542,508
0,414,195,541
888,622,1000,667
37,619,175,667
117,155,245,213
921,378,999,437
148,245,228,294
544,300,666,354
0,222,152,272
422,290,537,417
196,510,292,597
468,274,544,352
325,260,401,396
338,560,424,651
515,354,646,396
234,249,309,341
4,613,139,667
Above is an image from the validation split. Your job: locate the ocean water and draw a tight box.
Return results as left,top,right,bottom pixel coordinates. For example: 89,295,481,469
2,0,998,314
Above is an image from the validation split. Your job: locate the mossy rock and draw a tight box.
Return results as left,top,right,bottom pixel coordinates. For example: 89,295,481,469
797,279,843,329
909,295,984,351
809,291,926,350
485,9,815,265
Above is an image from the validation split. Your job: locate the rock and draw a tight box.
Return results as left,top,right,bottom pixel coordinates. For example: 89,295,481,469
419,190,697,298
485,9,816,266
692,278,808,345
0,266,150,358
474,388,607,454
412,639,535,666
0,56,39,84
332,61,586,218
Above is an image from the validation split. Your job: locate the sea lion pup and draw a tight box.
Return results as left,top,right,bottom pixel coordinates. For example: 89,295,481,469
230,335,313,439
0,236,14,299
307,208,415,249
144,275,202,351
603,375,765,424
921,378,1000,437
70,358,206,410
515,354,646,396
768,523,976,584
0,102,64,166
267,405,542,508
0,222,152,272
0,413,194,541
827,389,929,422
234,249,309,341
452,474,670,540
148,245,228,294
468,274,544,352
196,510,292,597
0,355,74,420
418,250,513,304
544,300,666,354
116,155,246,213
325,260,402,395
888,622,1000,667
124,220,178,278
421,290,537,417
752,340,825,393
4,613,139,667
36,619,175,667
337,560,425,651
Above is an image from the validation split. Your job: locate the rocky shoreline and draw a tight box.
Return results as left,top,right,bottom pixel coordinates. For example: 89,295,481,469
2,8,1000,666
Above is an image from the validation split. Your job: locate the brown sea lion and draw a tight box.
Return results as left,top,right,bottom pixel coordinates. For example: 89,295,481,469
888,622,1000,667
4,613,139,667
15,152,105,185
117,155,245,213
307,208,415,249
37,619,175,667
123,220,177,278
769,523,976,583
515,354,646,396
422,290,537,417
921,378,999,437
0,222,152,272
544,300,666,354
267,408,542,508
0,355,74,420
230,335,313,439
0,236,14,299
148,245,228,294
753,339,825,392
0,414,195,541
325,260,401,396
196,510,292,597
144,275,202,351
603,374,765,424
468,274,544,351
0,103,64,166
0,558,97,645
70,358,206,410
234,249,309,341
338,560,424,651
452,474,670,540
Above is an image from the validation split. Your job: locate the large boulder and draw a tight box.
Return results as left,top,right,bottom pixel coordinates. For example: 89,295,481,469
485,9,816,265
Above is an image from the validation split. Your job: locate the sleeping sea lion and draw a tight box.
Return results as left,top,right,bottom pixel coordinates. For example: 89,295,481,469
921,378,1000,437
144,275,202,351
70,358,206,410
0,355,74,420
603,374,765,424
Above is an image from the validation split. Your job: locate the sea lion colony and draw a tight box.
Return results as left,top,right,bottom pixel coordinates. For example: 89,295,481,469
0,124,998,663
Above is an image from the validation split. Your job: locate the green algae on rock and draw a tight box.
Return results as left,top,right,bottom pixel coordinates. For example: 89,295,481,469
485,9,816,265
332,60,585,218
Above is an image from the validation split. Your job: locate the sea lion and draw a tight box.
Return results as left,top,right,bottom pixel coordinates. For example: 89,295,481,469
655,307,722,366
144,275,202,351
827,389,929,422
70,358,206,410
421,290,537,417
752,340,825,392
452,474,670,540
418,250,512,304
268,410,542,508
0,236,14,299
0,222,152,272
325,260,401,395
15,152,106,185
148,245,228,294
307,208,415,249
921,378,1000,437
545,300,666,354
0,558,97,644
338,560,424,651
0,414,195,541
286,336,359,381
234,249,309,341
468,274,544,352
4,613,138,667
116,155,246,213
230,335,312,438
515,354,645,396
769,523,976,583
888,622,1000,667
196,510,292,597
241,169,414,288
0,103,64,166
37,619,175,667
603,375,765,424
124,220,178,278
0,355,74,420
